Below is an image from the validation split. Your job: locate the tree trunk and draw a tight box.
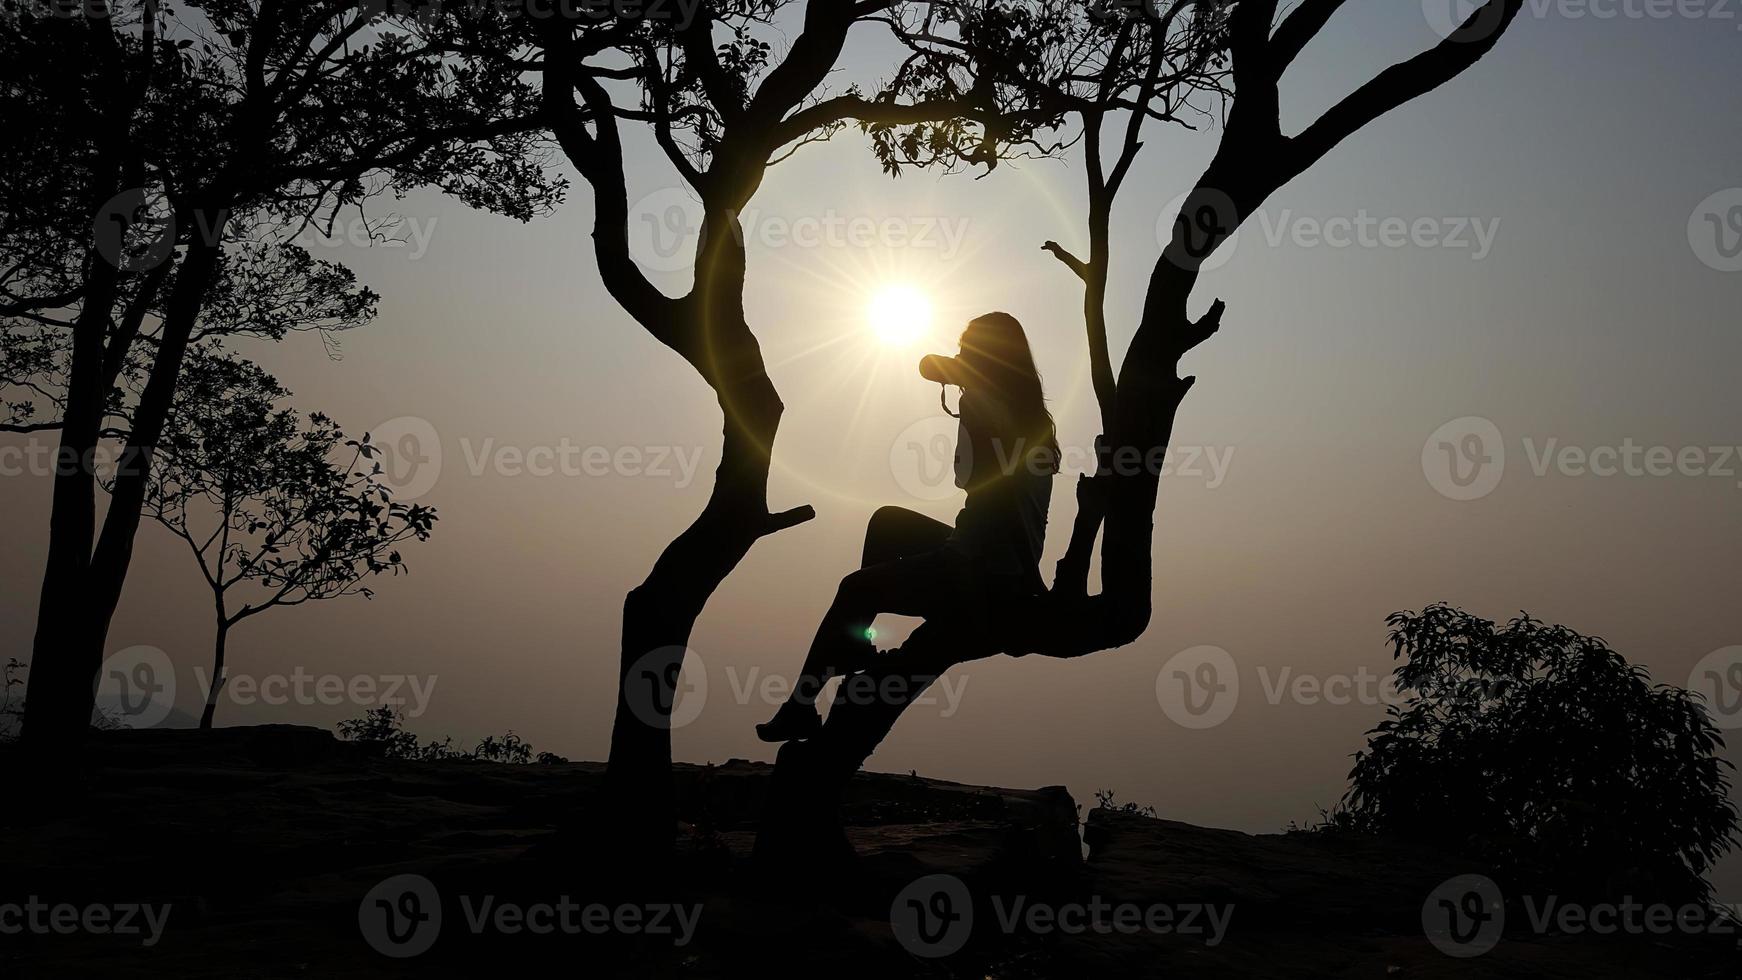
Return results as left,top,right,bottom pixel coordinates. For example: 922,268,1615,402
15,0,154,767
601,269,811,849
200,619,229,731
754,626,960,878
753,226,1211,869
18,255,124,758
21,228,226,756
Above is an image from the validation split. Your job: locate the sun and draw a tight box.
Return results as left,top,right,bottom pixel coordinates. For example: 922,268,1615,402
865,284,933,348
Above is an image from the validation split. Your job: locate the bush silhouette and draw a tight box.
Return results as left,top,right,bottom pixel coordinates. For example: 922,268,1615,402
336,707,567,764
1341,604,1737,905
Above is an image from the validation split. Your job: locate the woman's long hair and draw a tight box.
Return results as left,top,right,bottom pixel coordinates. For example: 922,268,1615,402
959,312,1060,470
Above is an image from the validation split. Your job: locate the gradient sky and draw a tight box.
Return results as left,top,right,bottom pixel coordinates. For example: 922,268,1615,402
4,2,1741,895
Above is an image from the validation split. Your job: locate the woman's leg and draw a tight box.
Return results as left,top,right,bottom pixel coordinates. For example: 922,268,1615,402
792,508,952,704
758,544,961,742
790,560,935,706
861,505,952,568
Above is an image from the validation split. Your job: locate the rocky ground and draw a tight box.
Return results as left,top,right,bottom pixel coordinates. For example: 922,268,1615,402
0,726,1734,977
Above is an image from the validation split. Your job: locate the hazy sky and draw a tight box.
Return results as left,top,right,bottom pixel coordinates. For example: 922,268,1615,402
4,2,1741,894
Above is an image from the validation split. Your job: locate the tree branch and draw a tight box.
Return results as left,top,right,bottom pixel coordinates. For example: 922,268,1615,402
542,33,681,338
1040,241,1089,282
1269,0,1348,73
1286,0,1525,176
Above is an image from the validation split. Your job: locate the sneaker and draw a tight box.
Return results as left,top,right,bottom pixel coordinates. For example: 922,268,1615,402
755,701,822,743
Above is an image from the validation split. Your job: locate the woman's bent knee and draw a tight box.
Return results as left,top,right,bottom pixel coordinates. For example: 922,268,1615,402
862,506,950,567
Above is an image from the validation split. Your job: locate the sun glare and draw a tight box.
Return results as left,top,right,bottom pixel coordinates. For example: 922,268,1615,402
866,284,933,348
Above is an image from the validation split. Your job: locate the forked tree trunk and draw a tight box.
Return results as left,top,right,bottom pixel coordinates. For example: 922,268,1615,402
751,157,1257,868
753,264,1207,874
19,226,127,756
605,325,797,845
749,0,1529,857
596,199,812,848
22,230,226,761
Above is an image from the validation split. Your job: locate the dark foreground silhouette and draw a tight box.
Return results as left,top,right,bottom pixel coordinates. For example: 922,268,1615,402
1,726,1731,979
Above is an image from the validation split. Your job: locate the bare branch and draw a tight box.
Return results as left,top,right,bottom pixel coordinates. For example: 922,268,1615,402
1287,0,1524,175
1041,241,1090,282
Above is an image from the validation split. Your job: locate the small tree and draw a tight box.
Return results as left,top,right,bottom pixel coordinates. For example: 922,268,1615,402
1342,604,1738,906
138,348,437,728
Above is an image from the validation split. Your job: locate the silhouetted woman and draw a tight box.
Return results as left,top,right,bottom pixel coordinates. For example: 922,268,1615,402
757,312,1060,742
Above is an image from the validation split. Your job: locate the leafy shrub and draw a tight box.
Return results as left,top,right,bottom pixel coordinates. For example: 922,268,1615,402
1078,790,1159,835
472,732,532,765
336,707,567,764
1094,789,1157,818
1341,604,1737,905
